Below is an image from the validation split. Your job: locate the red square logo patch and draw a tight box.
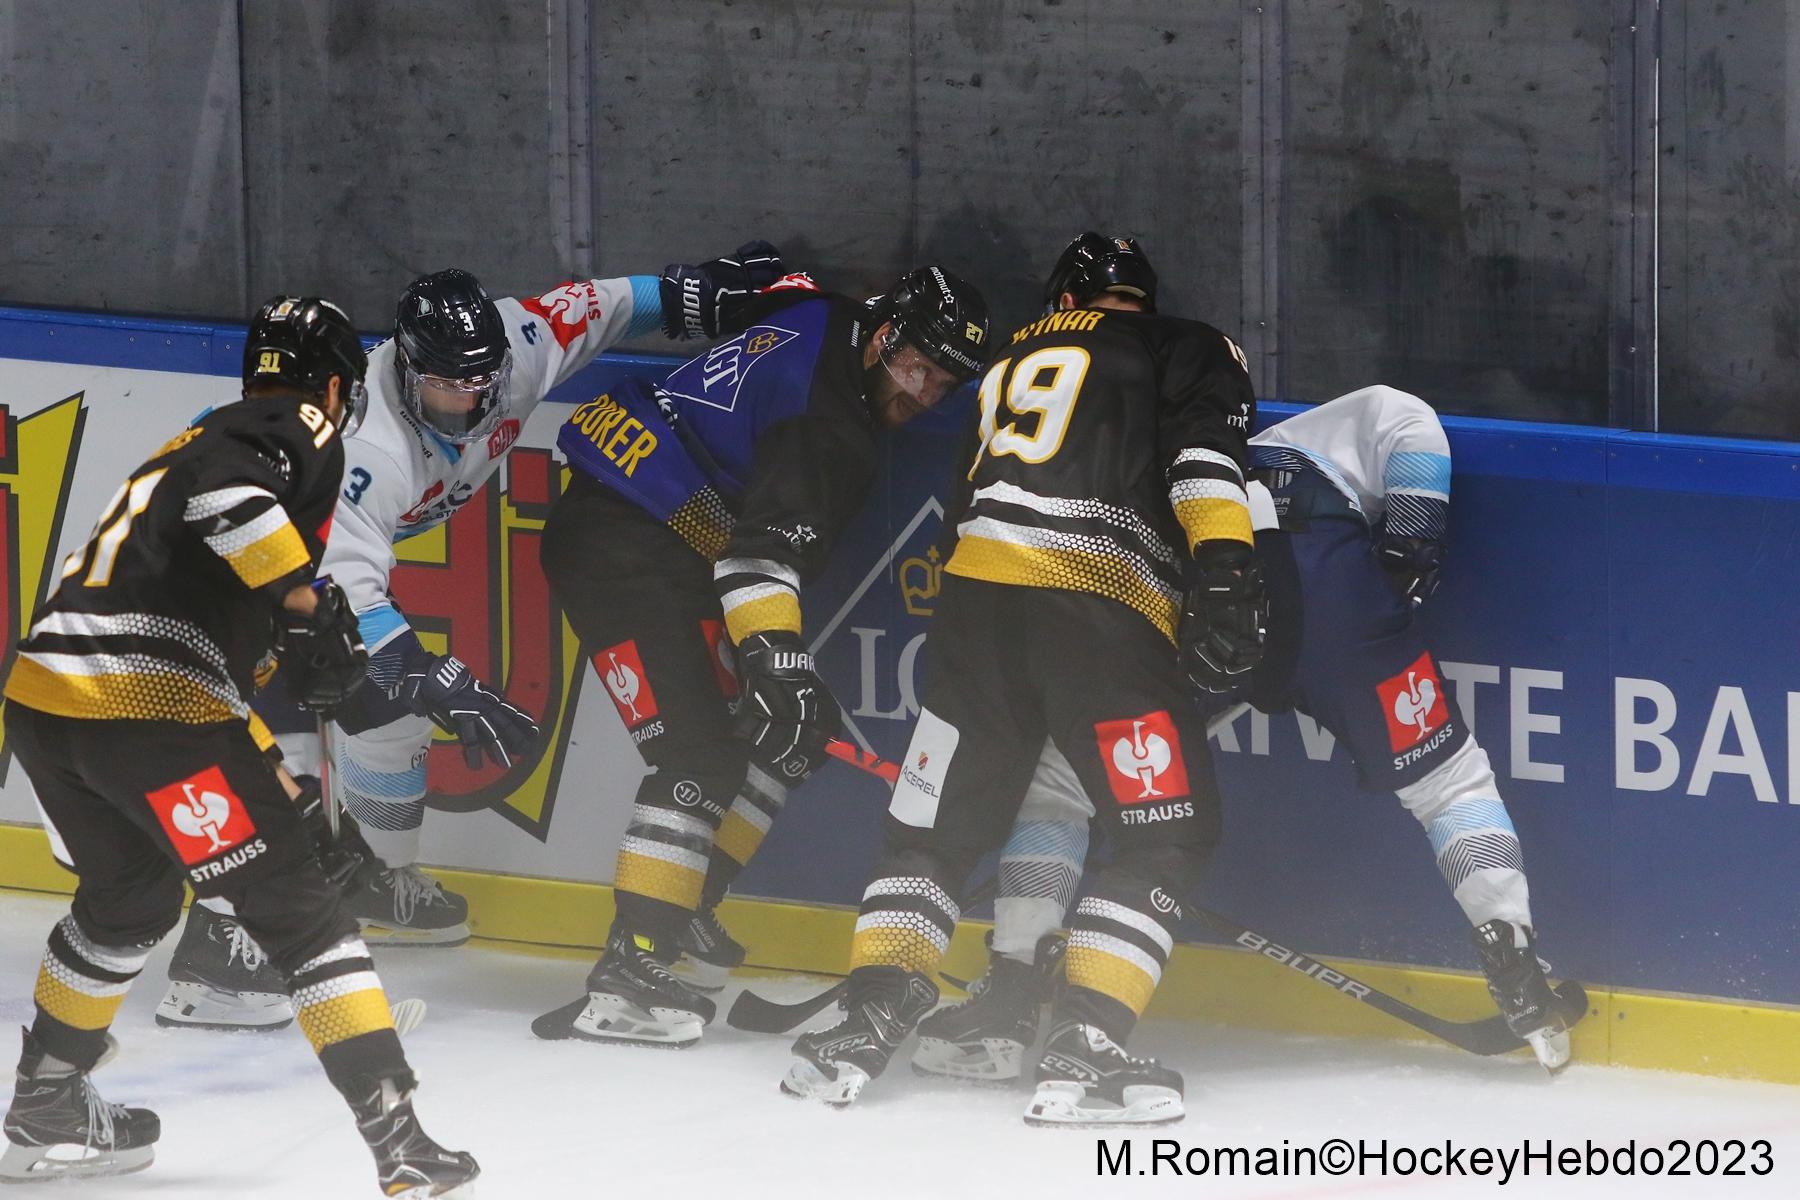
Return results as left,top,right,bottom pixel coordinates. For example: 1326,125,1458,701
595,640,658,728
1095,710,1191,804
699,619,739,700
1377,652,1451,752
145,766,258,866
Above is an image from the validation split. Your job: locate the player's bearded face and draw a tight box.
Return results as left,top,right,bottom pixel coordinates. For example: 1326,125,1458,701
869,338,960,429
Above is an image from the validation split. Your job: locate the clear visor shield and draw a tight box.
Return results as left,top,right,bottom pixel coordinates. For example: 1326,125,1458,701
338,379,370,439
400,349,513,443
878,338,962,415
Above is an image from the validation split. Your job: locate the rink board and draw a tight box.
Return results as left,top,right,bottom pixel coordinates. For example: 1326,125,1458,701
2,305,1799,1081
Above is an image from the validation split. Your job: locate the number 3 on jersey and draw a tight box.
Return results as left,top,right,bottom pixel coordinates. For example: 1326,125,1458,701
975,346,1092,468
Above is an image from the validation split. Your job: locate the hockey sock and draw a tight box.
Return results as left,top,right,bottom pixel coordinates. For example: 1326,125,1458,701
336,717,429,868
850,875,961,975
994,818,1089,962
29,915,154,1071
290,936,407,1099
701,765,787,909
1398,740,1533,934
1060,885,1179,1043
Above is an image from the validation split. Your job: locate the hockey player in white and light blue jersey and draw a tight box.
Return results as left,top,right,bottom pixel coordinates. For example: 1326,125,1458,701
154,247,786,1030
912,385,1584,1095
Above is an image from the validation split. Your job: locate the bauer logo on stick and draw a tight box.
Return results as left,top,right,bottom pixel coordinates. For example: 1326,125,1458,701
145,766,258,866
1377,652,1450,751
1095,710,1190,804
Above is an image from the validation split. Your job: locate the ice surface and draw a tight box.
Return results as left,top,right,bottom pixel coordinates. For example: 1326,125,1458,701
0,890,1791,1199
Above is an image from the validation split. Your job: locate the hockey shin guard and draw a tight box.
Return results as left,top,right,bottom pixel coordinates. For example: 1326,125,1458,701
1059,875,1181,1042
850,861,962,976
290,936,408,1099
700,765,787,909
29,916,155,1071
1398,739,1533,933
335,716,431,868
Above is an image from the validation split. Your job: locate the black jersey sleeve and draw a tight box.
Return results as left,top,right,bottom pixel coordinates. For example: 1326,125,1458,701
714,413,877,644
1155,323,1256,557
180,397,346,603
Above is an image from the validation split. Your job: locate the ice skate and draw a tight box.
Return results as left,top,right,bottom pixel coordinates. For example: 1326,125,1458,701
913,933,1064,1082
1025,1021,1184,1127
534,929,714,1048
1472,919,1583,1071
349,1074,478,1199
782,967,938,1107
345,860,471,947
0,1029,158,1183
670,906,745,994
155,904,294,1031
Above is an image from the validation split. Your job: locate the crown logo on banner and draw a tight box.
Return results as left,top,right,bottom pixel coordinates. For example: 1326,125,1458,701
899,545,944,617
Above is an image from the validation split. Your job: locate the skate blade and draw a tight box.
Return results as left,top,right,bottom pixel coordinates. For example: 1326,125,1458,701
0,1139,155,1182
356,920,471,948
910,1036,1025,1082
154,981,294,1031
568,993,704,1048
779,1059,869,1107
384,1179,477,1199
1527,1027,1572,1073
670,955,733,994
1023,1081,1185,1128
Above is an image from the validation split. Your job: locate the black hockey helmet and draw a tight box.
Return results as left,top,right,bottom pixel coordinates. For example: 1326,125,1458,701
876,265,990,380
1043,232,1158,312
393,267,513,444
243,295,370,436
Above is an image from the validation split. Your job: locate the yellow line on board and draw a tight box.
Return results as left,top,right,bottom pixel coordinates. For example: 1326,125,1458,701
1,822,1793,1084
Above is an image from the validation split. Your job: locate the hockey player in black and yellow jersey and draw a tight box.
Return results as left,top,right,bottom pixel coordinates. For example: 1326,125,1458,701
0,297,477,1197
783,234,1265,1125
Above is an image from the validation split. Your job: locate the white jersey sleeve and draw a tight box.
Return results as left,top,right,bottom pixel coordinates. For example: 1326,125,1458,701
322,274,666,656
1249,384,1451,538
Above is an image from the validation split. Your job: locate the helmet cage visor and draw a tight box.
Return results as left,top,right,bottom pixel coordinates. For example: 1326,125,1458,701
338,377,370,439
878,334,963,414
399,347,513,444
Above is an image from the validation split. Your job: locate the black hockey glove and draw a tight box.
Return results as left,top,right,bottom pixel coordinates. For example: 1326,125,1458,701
1179,543,1268,694
731,630,842,783
277,580,369,715
1375,532,1444,608
659,240,785,340
291,773,370,890
399,650,540,770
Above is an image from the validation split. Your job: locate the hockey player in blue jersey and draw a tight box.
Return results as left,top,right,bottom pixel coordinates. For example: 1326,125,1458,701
532,267,991,1046
911,383,1586,1118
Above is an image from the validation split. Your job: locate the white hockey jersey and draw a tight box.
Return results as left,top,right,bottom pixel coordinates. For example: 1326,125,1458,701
1248,384,1451,540
325,275,664,651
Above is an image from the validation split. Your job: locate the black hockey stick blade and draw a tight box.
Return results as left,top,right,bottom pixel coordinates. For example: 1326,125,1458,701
531,996,591,1041
1188,904,1542,1057
726,980,845,1034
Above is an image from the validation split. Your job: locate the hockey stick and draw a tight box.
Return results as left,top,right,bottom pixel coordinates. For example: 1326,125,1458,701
811,738,1586,1057
317,716,342,839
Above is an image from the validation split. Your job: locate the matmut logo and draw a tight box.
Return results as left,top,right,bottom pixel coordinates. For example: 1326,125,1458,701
1378,652,1450,752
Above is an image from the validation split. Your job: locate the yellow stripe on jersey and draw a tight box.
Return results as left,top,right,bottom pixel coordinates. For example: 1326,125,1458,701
1172,496,1253,551
946,533,1181,643
246,709,277,754
667,489,734,561
721,587,803,644
212,516,310,590
4,655,242,725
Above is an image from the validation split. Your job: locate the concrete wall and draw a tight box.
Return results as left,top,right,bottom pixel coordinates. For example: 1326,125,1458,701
0,1,1796,436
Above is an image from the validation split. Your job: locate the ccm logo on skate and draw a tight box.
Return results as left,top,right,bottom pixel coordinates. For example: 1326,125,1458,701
1095,711,1190,805
1377,652,1450,753
145,766,259,867
1234,931,1371,999
597,640,660,731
